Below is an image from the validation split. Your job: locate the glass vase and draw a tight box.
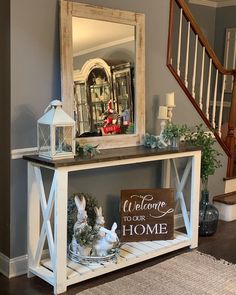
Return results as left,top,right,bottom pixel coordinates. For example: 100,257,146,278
171,137,180,149
199,190,219,236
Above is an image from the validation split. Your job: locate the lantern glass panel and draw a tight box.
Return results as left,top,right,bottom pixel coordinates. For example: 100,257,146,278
55,126,73,154
38,124,51,154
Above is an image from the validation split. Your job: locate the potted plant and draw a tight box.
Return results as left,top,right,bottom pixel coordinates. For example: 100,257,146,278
74,224,99,256
185,124,222,236
162,122,189,148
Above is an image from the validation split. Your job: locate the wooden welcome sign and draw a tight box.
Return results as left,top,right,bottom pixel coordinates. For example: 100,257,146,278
120,189,175,242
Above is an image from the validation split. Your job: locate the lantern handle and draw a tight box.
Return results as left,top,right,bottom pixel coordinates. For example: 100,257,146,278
44,99,63,113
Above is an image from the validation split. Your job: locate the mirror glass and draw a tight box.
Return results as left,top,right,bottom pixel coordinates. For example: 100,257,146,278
72,17,135,137
60,1,145,149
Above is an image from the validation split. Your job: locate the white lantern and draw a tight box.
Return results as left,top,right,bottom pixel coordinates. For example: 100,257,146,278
37,100,76,159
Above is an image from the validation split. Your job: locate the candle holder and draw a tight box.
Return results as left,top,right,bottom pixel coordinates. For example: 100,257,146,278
158,105,168,140
167,105,176,123
160,119,167,134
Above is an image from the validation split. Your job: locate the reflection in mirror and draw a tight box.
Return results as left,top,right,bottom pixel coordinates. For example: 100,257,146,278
60,1,145,148
72,18,135,137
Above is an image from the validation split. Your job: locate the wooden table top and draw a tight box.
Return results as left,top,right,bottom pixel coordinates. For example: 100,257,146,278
23,145,201,168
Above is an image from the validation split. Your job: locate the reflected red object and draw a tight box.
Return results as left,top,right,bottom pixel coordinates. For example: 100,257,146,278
103,124,121,134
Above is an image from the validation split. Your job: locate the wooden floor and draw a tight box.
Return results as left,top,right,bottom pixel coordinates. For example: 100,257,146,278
1,220,236,295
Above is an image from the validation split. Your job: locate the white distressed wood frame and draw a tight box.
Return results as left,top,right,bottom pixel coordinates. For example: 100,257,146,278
60,0,145,149
26,149,201,294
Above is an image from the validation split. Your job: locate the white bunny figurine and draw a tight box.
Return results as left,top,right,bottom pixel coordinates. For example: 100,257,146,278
93,222,119,257
71,195,88,253
73,195,88,233
94,206,105,237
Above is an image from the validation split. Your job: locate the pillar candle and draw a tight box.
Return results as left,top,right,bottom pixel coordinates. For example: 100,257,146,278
166,92,175,107
158,106,168,119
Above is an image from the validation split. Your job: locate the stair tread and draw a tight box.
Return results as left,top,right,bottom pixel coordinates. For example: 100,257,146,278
213,191,236,205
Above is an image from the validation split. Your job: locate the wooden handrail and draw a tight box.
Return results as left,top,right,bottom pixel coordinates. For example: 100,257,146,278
175,0,236,76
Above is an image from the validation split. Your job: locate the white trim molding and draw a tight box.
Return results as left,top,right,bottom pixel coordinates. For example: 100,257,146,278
189,0,218,8
0,250,50,278
11,147,37,160
0,252,10,277
73,36,135,57
0,253,27,278
189,0,236,7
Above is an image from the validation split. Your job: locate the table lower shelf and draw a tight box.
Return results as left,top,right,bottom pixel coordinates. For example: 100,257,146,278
31,231,191,288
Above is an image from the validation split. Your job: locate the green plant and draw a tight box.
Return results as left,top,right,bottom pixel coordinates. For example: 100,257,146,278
74,225,99,247
162,123,189,141
143,133,168,149
185,124,222,191
126,123,135,134
143,133,159,148
76,143,100,157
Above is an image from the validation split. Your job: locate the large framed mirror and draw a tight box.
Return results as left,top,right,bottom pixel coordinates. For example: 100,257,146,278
60,0,145,149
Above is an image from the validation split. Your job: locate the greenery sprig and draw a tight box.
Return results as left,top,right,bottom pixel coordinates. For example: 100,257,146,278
162,123,189,141
185,124,222,191
143,133,166,149
76,143,100,157
74,225,99,247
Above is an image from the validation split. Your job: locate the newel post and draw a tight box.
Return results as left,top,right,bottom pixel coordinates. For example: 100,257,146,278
226,72,236,177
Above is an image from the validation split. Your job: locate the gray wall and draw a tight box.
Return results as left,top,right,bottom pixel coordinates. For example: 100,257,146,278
0,0,10,257
187,2,236,66
10,0,60,257
9,0,227,258
214,6,236,65
187,1,216,49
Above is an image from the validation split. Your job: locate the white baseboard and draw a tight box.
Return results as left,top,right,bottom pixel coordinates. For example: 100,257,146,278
9,255,28,278
224,178,236,194
0,252,10,277
0,252,27,278
0,214,186,278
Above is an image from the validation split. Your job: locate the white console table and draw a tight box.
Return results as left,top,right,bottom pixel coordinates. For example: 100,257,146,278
24,146,201,294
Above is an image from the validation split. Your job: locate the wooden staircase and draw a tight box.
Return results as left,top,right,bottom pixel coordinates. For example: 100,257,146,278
213,191,236,221
167,0,236,178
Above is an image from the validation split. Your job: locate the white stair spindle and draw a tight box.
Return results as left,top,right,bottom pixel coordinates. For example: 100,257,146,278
233,32,236,68
224,30,230,91
218,75,226,137
206,58,212,120
177,8,183,76
212,69,219,129
199,46,205,110
184,21,191,88
192,34,198,99
224,30,230,69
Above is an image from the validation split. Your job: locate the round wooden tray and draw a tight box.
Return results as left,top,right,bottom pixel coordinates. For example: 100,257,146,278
68,243,119,265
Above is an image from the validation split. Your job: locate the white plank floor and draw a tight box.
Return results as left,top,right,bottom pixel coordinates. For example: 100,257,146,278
40,231,190,287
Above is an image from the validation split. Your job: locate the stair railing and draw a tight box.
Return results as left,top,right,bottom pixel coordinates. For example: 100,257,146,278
167,0,236,177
